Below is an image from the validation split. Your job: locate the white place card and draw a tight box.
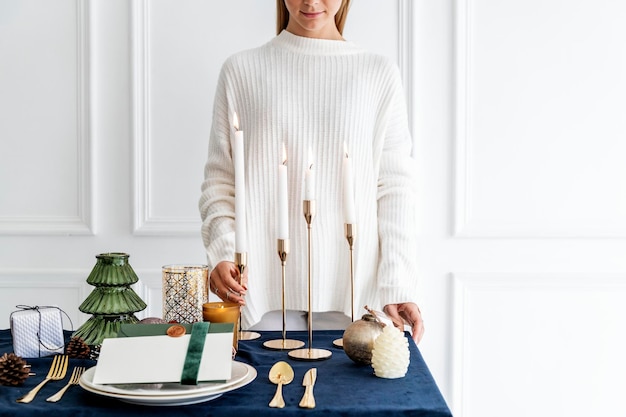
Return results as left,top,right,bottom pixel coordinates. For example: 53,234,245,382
92,332,233,385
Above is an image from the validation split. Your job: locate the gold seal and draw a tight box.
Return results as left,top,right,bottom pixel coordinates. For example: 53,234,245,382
166,324,186,337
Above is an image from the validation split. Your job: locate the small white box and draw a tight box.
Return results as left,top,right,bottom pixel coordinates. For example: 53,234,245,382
10,306,65,358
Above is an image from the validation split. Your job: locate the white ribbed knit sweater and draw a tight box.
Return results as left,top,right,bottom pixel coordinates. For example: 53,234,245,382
199,31,418,328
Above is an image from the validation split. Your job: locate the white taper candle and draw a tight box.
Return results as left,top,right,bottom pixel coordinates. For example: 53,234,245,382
343,142,356,224
278,143,289,239
233,112,247,253
304,147,315,201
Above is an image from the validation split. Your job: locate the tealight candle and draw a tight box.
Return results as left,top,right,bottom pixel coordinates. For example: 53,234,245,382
203,301,241,350
233,112,247,253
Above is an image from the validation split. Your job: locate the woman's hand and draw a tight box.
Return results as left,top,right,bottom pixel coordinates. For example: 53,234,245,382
383,302,424,344
208,261,247,305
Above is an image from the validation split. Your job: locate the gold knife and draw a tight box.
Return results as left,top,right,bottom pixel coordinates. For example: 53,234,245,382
299,368,317,409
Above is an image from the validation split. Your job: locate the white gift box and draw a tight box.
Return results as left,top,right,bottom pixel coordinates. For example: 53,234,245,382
10,306,66,358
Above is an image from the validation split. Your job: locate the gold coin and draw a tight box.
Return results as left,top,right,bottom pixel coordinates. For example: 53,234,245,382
166,324,186,337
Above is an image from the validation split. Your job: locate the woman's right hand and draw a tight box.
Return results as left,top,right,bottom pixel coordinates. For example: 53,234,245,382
209,261,247,305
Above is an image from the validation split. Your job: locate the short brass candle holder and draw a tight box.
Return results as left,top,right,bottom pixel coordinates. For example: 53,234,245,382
234,251,260,341
263,239,305,350
333,223,356,348
288,200,332,361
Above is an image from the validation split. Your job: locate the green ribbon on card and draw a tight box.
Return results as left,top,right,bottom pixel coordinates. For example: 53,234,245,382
180,321,210,385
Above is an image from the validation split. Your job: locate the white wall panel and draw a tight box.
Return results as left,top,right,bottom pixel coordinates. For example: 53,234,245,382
454,0,626,237
452,273,626,417
0,269,167,329
0,270,91,329
130,268,163,320
132,0,276,235
0,0,92,235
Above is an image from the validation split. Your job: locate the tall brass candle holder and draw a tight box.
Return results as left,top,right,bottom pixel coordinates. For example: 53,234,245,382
234,252,260,341
288,200,332,361
333,223,356,348
264,239,305,350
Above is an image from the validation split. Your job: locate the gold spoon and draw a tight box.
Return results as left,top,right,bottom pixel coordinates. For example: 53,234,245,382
268,361,294,408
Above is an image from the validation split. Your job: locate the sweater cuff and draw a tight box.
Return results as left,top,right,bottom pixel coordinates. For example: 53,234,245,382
205,232,235,271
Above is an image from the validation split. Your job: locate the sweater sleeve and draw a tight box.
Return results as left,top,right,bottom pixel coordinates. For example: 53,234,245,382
199,64,236,270
376,64,420,307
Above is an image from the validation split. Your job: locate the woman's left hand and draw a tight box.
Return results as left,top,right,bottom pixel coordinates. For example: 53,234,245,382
383,302,424,344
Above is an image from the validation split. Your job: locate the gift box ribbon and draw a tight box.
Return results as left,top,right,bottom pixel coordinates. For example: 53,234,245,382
11,305,73,356
180,321,210,385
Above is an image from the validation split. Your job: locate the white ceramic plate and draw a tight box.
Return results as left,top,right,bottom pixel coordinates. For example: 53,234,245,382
79,362,257,406
81,361,249,397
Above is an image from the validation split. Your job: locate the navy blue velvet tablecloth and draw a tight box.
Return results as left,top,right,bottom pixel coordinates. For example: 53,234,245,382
0,329,452,417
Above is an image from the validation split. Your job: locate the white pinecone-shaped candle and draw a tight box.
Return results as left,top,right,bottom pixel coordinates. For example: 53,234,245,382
371,325,410,379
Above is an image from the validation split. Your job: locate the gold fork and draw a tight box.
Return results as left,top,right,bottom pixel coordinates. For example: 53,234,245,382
16,355,69,403
46,366,85,403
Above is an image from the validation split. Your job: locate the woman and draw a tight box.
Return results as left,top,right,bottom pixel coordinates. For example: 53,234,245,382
199,0,424,343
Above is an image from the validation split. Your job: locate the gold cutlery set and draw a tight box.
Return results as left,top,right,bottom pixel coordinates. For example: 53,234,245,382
16,355,317,408
268,361,316,409
16,355,84,404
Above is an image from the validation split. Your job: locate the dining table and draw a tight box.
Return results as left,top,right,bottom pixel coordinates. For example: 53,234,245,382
0,328,452,417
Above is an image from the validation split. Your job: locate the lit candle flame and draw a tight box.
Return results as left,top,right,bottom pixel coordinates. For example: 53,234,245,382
233,112,240,131
282,142,287,166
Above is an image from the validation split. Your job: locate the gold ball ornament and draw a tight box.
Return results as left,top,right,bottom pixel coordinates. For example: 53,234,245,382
342,314,385,365
371,325,410,379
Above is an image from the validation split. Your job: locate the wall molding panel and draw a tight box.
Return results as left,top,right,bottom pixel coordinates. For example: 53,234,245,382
0,269,92,329
131,0,202,236
0,0,92,236
453,0,626,238
451,272,626,416
0,268,166,329
131,268,162,319
398,0,415,138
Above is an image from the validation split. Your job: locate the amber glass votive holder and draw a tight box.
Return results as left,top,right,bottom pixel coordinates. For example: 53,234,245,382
202,302,240,351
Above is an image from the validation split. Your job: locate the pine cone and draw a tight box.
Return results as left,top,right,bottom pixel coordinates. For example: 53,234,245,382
371,325,410,379
65,337,91,359
0,353,31,386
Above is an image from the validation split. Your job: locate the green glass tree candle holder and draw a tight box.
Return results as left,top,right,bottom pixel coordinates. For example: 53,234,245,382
73,253,147,348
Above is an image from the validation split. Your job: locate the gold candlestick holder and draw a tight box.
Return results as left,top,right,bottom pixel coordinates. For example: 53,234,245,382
333,223,356,348
234,251,260,341
264,239,305,350
289,200,332,361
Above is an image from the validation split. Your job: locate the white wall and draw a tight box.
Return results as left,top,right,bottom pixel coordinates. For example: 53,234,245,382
1,0,626,416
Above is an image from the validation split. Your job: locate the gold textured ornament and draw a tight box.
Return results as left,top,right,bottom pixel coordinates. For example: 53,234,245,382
371,325,410,379
0,353,30,386
342,314,384,365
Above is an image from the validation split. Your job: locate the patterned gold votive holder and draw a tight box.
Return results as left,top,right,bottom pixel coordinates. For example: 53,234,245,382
203,302,240,351
162,265,208,323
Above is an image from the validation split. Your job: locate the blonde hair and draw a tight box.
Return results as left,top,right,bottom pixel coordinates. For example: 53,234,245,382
276,0,351,35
